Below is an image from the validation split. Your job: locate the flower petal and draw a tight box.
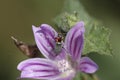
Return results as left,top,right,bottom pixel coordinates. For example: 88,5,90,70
78,57,98,73
32,24,58,59
17,58,61,79
65,21,85,60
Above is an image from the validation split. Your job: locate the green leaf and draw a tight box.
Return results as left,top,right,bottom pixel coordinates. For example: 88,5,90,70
54,0,89,32
54,0,113,56
83,21,113,56
54,12,80,32
63,0,90,20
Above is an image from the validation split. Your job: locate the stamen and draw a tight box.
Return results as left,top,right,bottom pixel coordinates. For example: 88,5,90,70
57,59,75,78
57,60,73,73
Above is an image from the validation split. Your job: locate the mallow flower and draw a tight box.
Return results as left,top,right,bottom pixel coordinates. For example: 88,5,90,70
17,21,98,80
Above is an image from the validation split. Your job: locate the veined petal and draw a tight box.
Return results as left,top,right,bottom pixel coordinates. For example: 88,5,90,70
32,24,58,59
65,21,84,61
78,57,98,73
17,58,61,79
40,24,58,38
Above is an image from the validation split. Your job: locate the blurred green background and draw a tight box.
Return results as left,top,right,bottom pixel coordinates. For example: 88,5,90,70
0,0,120,80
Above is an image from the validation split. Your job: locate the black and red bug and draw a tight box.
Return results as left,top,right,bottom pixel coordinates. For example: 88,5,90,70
53,33,64,55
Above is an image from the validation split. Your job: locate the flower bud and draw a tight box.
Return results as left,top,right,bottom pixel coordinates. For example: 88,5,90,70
11,36,42,58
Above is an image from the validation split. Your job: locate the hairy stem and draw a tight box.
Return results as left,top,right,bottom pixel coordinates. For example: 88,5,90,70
89,74,100,80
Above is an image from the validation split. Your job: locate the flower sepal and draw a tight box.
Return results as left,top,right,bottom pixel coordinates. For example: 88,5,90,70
73,72,99,80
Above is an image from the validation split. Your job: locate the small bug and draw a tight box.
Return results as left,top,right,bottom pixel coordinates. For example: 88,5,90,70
53,33,64,55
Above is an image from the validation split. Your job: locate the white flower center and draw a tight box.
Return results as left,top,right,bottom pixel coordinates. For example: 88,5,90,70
57,59,75,77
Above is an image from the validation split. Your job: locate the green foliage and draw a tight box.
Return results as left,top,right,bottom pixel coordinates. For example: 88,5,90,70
54,0,113,56
54,12,79,32
84,22,113,55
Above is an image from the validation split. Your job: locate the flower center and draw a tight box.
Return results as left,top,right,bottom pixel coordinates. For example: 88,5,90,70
57,59,75,77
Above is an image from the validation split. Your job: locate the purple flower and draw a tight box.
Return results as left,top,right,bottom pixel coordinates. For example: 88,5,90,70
17,21,98,80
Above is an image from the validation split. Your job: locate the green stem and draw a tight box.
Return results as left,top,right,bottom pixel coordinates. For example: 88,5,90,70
89,74,100,80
